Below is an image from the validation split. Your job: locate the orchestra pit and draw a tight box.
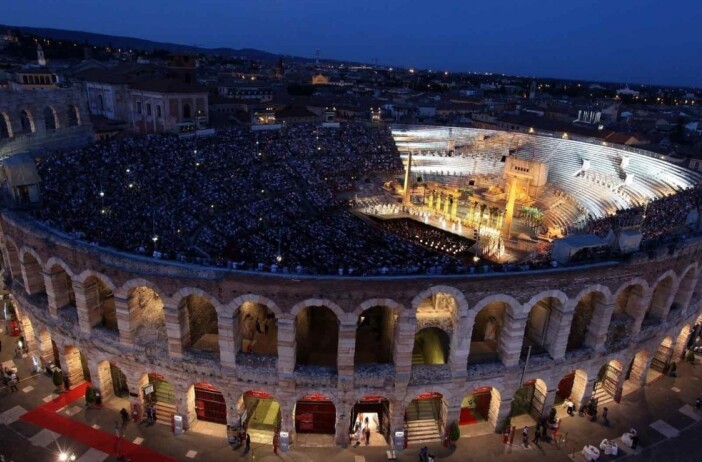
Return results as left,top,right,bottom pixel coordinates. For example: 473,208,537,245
2,122,702,448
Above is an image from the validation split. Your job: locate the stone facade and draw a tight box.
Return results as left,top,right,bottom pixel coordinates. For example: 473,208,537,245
1,210,700,447
0,84,93,158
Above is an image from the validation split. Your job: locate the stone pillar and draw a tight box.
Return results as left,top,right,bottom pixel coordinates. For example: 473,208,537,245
542,388,558,416
164,303,183,359
335,408,351,447
493,397,512,432
18,314,37,354
393,314,416,385
20,259,44,295
43,269,69,318
547,309,572,360
4,247,20,282
629,291,652,338
279,401,295,444
178,300,191,349
674,325,692,360
114,296,133,347
628,353,652,388
218,315,236,370
337,322,356,388
37,330,53,366
444,402,462,429
88,360,114,402
73,280,99,334
449,315,470,379
587,301,615,352
178,385,196,430
499,313,527,368
570,373,594,408
276,318,296,377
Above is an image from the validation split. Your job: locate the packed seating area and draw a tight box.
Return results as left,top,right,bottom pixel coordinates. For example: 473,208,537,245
393,125,702,240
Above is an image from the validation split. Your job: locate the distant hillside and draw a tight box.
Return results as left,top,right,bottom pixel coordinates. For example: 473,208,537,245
1,24,312,63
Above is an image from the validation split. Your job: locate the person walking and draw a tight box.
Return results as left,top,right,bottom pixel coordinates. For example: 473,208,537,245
364,426,371,446
9,373,18,392
695,397,701,411
245,432,251,452
602,407,609,426
533,426,541,445
522,426,529,448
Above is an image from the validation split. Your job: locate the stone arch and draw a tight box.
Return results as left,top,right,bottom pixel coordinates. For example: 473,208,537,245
510,378,548,422
173,290,221,357
567,289,610,352
43,106,58,131
608,280,649,349
468,295,520,366
116,278,166,300
556,368,588,407
75,269,117,291
401,386,453,408
649,336,675,377
673,323,693,359
355,303,398,366
646,271,677,321
626,349,653,387
459,384,503,429
79,273,118,332
230,294,279,357
19,109,34,133
19,246,45,295
67,104,81,126
355,298,405,317
187,382,228,426
0,112,12,138
294,303,340,368
44,258,77,314
291,298,345,319
238,389,282,435
522,293,566,358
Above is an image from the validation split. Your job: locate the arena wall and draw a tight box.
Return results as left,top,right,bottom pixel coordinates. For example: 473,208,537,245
1,210,701,446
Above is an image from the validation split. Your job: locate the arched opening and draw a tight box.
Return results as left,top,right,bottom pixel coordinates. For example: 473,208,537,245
625,350,652,391
295,305,338,369
19,109,34,133
412,327,449,365
295,393,336,435
523,297,561,358
676,324,694,360
20,251,45,296
650,337,674,377
556,369,588,408
63,345,90,388
594,359,623,404
567,292,606,352
183,103,192,119
511,379,547,425
460,387,500,429
128,286,165,353
109,362,129,398
43,106,57,131
191,382,227,426
236,301,277,357
607,285,641,349
38,329,58,370
144,373,176,423
179,294,219,357
646,276,674,322
0,112,12,139
405,392,444,445
354,306,396,366
83,276,117,332
469,302,507,364
239,390,281,443
67,104,80,126
350,395,391,446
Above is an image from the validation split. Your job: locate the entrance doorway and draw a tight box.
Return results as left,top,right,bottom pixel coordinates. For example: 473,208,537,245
405,392,443,446
242,390,281,443
194,383,227,425
460,387,492,425
511,380,546,423
350,396,390,446
556,372,575,405
146,373,176,424
110,364,129,398
295,394,336,434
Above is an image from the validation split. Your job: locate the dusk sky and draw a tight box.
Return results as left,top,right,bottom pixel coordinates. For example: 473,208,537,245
5,0,702,87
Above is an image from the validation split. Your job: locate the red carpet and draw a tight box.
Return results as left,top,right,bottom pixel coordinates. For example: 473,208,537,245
21,383,179,462
459,408,478,425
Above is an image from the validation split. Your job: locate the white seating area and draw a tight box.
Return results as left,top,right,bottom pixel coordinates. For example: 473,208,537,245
392,126,702,234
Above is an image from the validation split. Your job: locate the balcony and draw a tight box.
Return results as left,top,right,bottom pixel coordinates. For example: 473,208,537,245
294,365,337,387
354,363,395,388
409,364,451,385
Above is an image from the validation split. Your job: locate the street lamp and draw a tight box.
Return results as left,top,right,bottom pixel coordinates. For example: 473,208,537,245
58,452,76,461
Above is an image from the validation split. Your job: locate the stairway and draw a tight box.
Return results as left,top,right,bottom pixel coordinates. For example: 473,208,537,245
591,384,614,407
406,400,441,446
152,381,176,424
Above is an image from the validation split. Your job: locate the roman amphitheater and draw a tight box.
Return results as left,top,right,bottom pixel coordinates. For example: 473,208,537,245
2,124,702,449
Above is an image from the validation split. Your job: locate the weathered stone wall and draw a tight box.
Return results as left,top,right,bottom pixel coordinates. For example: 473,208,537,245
2,211,702,447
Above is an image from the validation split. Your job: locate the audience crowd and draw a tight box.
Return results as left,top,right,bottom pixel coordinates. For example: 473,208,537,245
31,122,702,276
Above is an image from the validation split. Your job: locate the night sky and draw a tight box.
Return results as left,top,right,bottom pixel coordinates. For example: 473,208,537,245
5,0,702,87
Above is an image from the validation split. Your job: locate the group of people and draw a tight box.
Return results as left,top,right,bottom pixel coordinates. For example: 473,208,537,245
2,366,18,392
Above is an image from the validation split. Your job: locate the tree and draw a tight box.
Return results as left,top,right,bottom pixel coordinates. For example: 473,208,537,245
449,421,460,442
